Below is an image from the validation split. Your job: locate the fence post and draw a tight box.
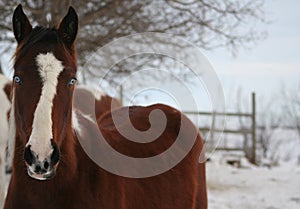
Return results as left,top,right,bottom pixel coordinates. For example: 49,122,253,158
251,92,256,164
119,85,123,105
211,111,216,146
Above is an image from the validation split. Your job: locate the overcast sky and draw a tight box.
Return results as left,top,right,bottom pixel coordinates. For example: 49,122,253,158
2,0,299,112
205,0,300,100
133,0,300,111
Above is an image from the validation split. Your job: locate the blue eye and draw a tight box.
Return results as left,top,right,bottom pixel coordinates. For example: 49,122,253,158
14,75,22,84
68,78,77,86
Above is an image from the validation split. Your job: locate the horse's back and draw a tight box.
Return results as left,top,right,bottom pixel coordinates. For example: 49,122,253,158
97,104,207,209
73,86,122,119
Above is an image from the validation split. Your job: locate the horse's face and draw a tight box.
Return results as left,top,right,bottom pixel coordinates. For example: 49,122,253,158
12,5,78,180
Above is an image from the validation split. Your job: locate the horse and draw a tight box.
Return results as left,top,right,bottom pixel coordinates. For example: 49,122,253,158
3,82,122,207
0,74,11,208
5,84,122,174
74,86,122,118
4,5,207,209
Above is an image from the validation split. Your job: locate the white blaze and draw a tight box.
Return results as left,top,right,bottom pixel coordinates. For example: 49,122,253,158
27,52,64,160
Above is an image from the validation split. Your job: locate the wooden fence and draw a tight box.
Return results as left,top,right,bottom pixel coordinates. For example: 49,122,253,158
184,93,256,164
119,87,257,163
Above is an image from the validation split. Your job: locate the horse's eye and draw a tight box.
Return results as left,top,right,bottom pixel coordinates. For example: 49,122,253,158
68,78,77,87
14,75,22,85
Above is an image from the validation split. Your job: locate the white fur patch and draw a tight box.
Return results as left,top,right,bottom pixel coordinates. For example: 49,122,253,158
27,52,64,160
72,109,95,136
0,74,10,92
0,75,10,204
0,75,11,149
91,88,104,101
72,110,81,135
7,92,15,170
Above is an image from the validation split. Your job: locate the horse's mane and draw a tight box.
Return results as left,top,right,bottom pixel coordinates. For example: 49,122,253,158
15,26,63,60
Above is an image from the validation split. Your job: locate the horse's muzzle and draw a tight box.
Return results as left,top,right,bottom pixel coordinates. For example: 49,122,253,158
27,165,57,180
24,141,60,181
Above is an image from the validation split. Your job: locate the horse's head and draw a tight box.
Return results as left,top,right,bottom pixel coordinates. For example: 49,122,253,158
12,5,78,180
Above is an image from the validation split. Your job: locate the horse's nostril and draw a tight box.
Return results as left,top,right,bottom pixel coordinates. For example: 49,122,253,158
50,141,60,166
24,145,34,166
44,161,49,170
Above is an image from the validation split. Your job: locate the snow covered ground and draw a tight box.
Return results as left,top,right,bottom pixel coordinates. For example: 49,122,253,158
3,154,300,209
206,155,300,209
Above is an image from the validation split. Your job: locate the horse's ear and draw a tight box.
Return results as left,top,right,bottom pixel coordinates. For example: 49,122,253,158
12,4,32,44
58,7,78,48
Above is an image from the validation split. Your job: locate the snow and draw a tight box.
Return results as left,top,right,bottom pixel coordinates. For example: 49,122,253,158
207,154,300,209
3,152,300,209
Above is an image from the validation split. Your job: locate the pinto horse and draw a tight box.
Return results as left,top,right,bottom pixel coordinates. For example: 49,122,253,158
4,5,207,209
5,85,122,174
74,86,122,118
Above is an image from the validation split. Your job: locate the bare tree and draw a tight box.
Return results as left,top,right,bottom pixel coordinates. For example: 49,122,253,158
256,100,281,160
281,82,300,164
0,0,267,84
282,83,300,138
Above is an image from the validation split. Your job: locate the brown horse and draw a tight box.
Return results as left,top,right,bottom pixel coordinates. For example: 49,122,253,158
74,86,122,118
4,5,207,209
5,85,122,174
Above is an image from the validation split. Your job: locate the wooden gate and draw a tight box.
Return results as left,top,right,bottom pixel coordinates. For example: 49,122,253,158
184,93,256,164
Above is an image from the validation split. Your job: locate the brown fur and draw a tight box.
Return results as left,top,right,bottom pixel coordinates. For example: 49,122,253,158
2,81,11,122
3,83,12,102
4,5,207,209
